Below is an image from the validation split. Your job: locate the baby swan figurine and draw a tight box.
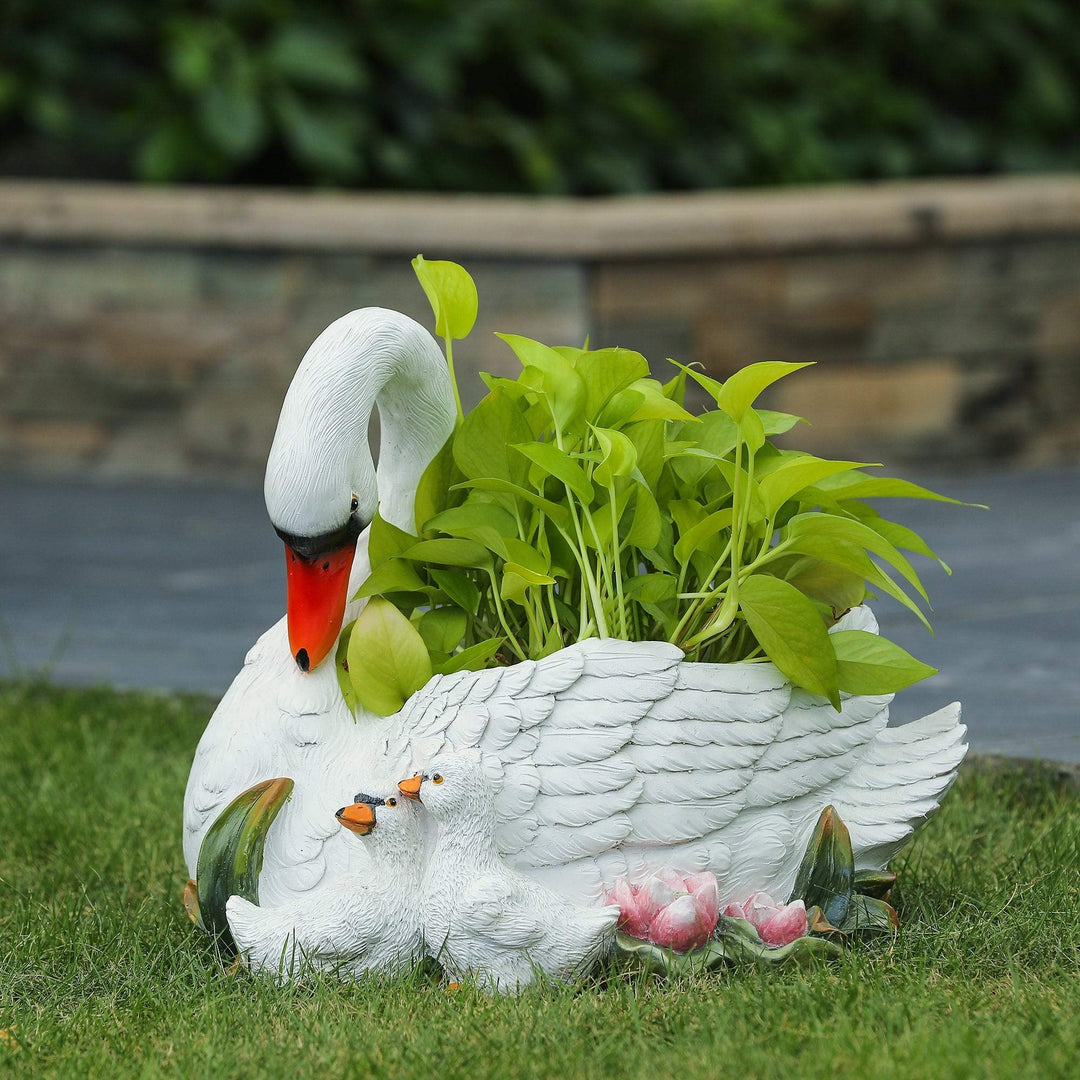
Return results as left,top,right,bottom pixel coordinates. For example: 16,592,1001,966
398,750,620,994
226,792,424,983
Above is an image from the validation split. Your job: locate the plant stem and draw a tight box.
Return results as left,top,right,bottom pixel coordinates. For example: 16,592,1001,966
444,336,464,424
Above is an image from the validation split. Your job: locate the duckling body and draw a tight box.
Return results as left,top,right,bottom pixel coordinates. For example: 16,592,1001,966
226,795,424,983
407,751,620,994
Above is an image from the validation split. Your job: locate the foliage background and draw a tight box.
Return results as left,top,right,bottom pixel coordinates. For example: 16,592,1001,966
1,0,1078,194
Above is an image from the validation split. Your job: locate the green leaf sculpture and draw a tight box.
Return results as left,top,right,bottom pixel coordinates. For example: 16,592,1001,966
791,805,855,928
195,777,294,954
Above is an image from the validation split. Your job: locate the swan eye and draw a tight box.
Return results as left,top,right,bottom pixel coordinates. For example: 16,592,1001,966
350,495,359,513
432,773,444,785
386,797,397,807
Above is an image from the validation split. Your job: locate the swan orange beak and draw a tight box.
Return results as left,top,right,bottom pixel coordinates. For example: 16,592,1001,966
335,801,376,835
397,774,425,801
284,542,356,672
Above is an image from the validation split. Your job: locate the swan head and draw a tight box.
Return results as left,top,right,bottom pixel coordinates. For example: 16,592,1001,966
264,307,455,673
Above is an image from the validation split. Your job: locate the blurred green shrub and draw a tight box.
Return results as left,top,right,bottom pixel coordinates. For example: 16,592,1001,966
1,0,1078,192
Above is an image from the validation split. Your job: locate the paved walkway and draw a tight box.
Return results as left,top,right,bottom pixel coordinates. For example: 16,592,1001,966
1,466,1078,762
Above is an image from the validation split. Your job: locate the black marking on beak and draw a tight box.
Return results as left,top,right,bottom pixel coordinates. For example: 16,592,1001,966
295,648,310,672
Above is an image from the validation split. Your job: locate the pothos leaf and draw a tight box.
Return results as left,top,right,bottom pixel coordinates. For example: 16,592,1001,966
432,636,504,675
347,598,432,716
737,574,840,707
831,629,938,695
412,255,478,340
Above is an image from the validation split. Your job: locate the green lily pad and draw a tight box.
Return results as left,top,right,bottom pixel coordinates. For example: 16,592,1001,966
839,893,901,937
195,777,294,953
853,869,897,900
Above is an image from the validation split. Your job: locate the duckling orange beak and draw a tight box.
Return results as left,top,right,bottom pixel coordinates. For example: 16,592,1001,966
335,801,376,835
397,774,425,801
284,542,356,672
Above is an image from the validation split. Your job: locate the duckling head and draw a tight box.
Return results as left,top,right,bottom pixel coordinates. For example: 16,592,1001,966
335,789,421,841
396,749,490,824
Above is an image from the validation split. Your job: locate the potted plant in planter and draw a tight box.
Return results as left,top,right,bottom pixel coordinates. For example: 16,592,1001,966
183,257,967,983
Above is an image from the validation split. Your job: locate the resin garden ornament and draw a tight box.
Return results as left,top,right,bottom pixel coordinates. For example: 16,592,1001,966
183,257,968,991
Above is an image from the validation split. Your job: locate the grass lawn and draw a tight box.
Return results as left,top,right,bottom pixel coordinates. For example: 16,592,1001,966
1,682,1078,1079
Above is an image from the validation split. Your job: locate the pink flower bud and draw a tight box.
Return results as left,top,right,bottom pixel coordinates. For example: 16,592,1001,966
742,891,782,928
686,872,720,928
648,894,713,953
758,899,809,947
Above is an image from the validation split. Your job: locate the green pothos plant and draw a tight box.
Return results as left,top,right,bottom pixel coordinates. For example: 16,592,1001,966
338,256,971,717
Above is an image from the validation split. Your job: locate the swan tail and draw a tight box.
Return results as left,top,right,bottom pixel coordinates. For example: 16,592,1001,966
826,702,967,869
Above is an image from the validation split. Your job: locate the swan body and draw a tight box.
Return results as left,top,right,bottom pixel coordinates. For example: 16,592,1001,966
226,794,424,982
404,751,620,994
183,307,968,926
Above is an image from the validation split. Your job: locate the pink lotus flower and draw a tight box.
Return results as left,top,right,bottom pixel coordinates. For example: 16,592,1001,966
605,870,719,952
722,891,809,947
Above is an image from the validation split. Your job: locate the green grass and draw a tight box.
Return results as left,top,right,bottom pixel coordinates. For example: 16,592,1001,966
1,682,1079,1079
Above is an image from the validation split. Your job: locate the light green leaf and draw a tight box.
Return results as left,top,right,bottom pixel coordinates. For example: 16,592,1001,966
413,434,461,533
429,568,481,615
452,477,571,527
786,513,928,601
424,501,517,539
628,377,698,423
627,484,662,549
336,619,359,711
412,255,478,340
503,561,555,586
367,512,418,570
814,472,973,505
673,508,734,565
502,538,550,575
419,607,468,654
738,575,840,707
624,573,677,604
842,502,951,574
432,636,504,675
500,562,555,605
740,408,766,454
353,558,428,599
758,456,873,518
400,538,493,569
576,347,649,419
347,598,432,715
782,557,868,612
598,388,645,428
717,361,813,422
831,630,937,695
453,388,534,484
593,426,638,485
779,532,931,632
512,441,593,500
496,334,586,434
759,409,807,435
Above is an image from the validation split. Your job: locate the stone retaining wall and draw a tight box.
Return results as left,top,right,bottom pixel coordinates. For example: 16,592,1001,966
1,176,1077,477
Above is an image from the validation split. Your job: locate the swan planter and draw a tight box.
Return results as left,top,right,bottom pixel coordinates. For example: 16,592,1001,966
183,258,968,992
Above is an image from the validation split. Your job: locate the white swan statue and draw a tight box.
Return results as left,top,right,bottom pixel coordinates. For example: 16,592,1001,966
183,307,967,919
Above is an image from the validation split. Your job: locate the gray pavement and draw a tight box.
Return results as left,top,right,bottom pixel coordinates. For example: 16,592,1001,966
1,466,1078,762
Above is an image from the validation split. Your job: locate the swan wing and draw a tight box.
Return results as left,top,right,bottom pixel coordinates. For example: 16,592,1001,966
382,606,965,904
